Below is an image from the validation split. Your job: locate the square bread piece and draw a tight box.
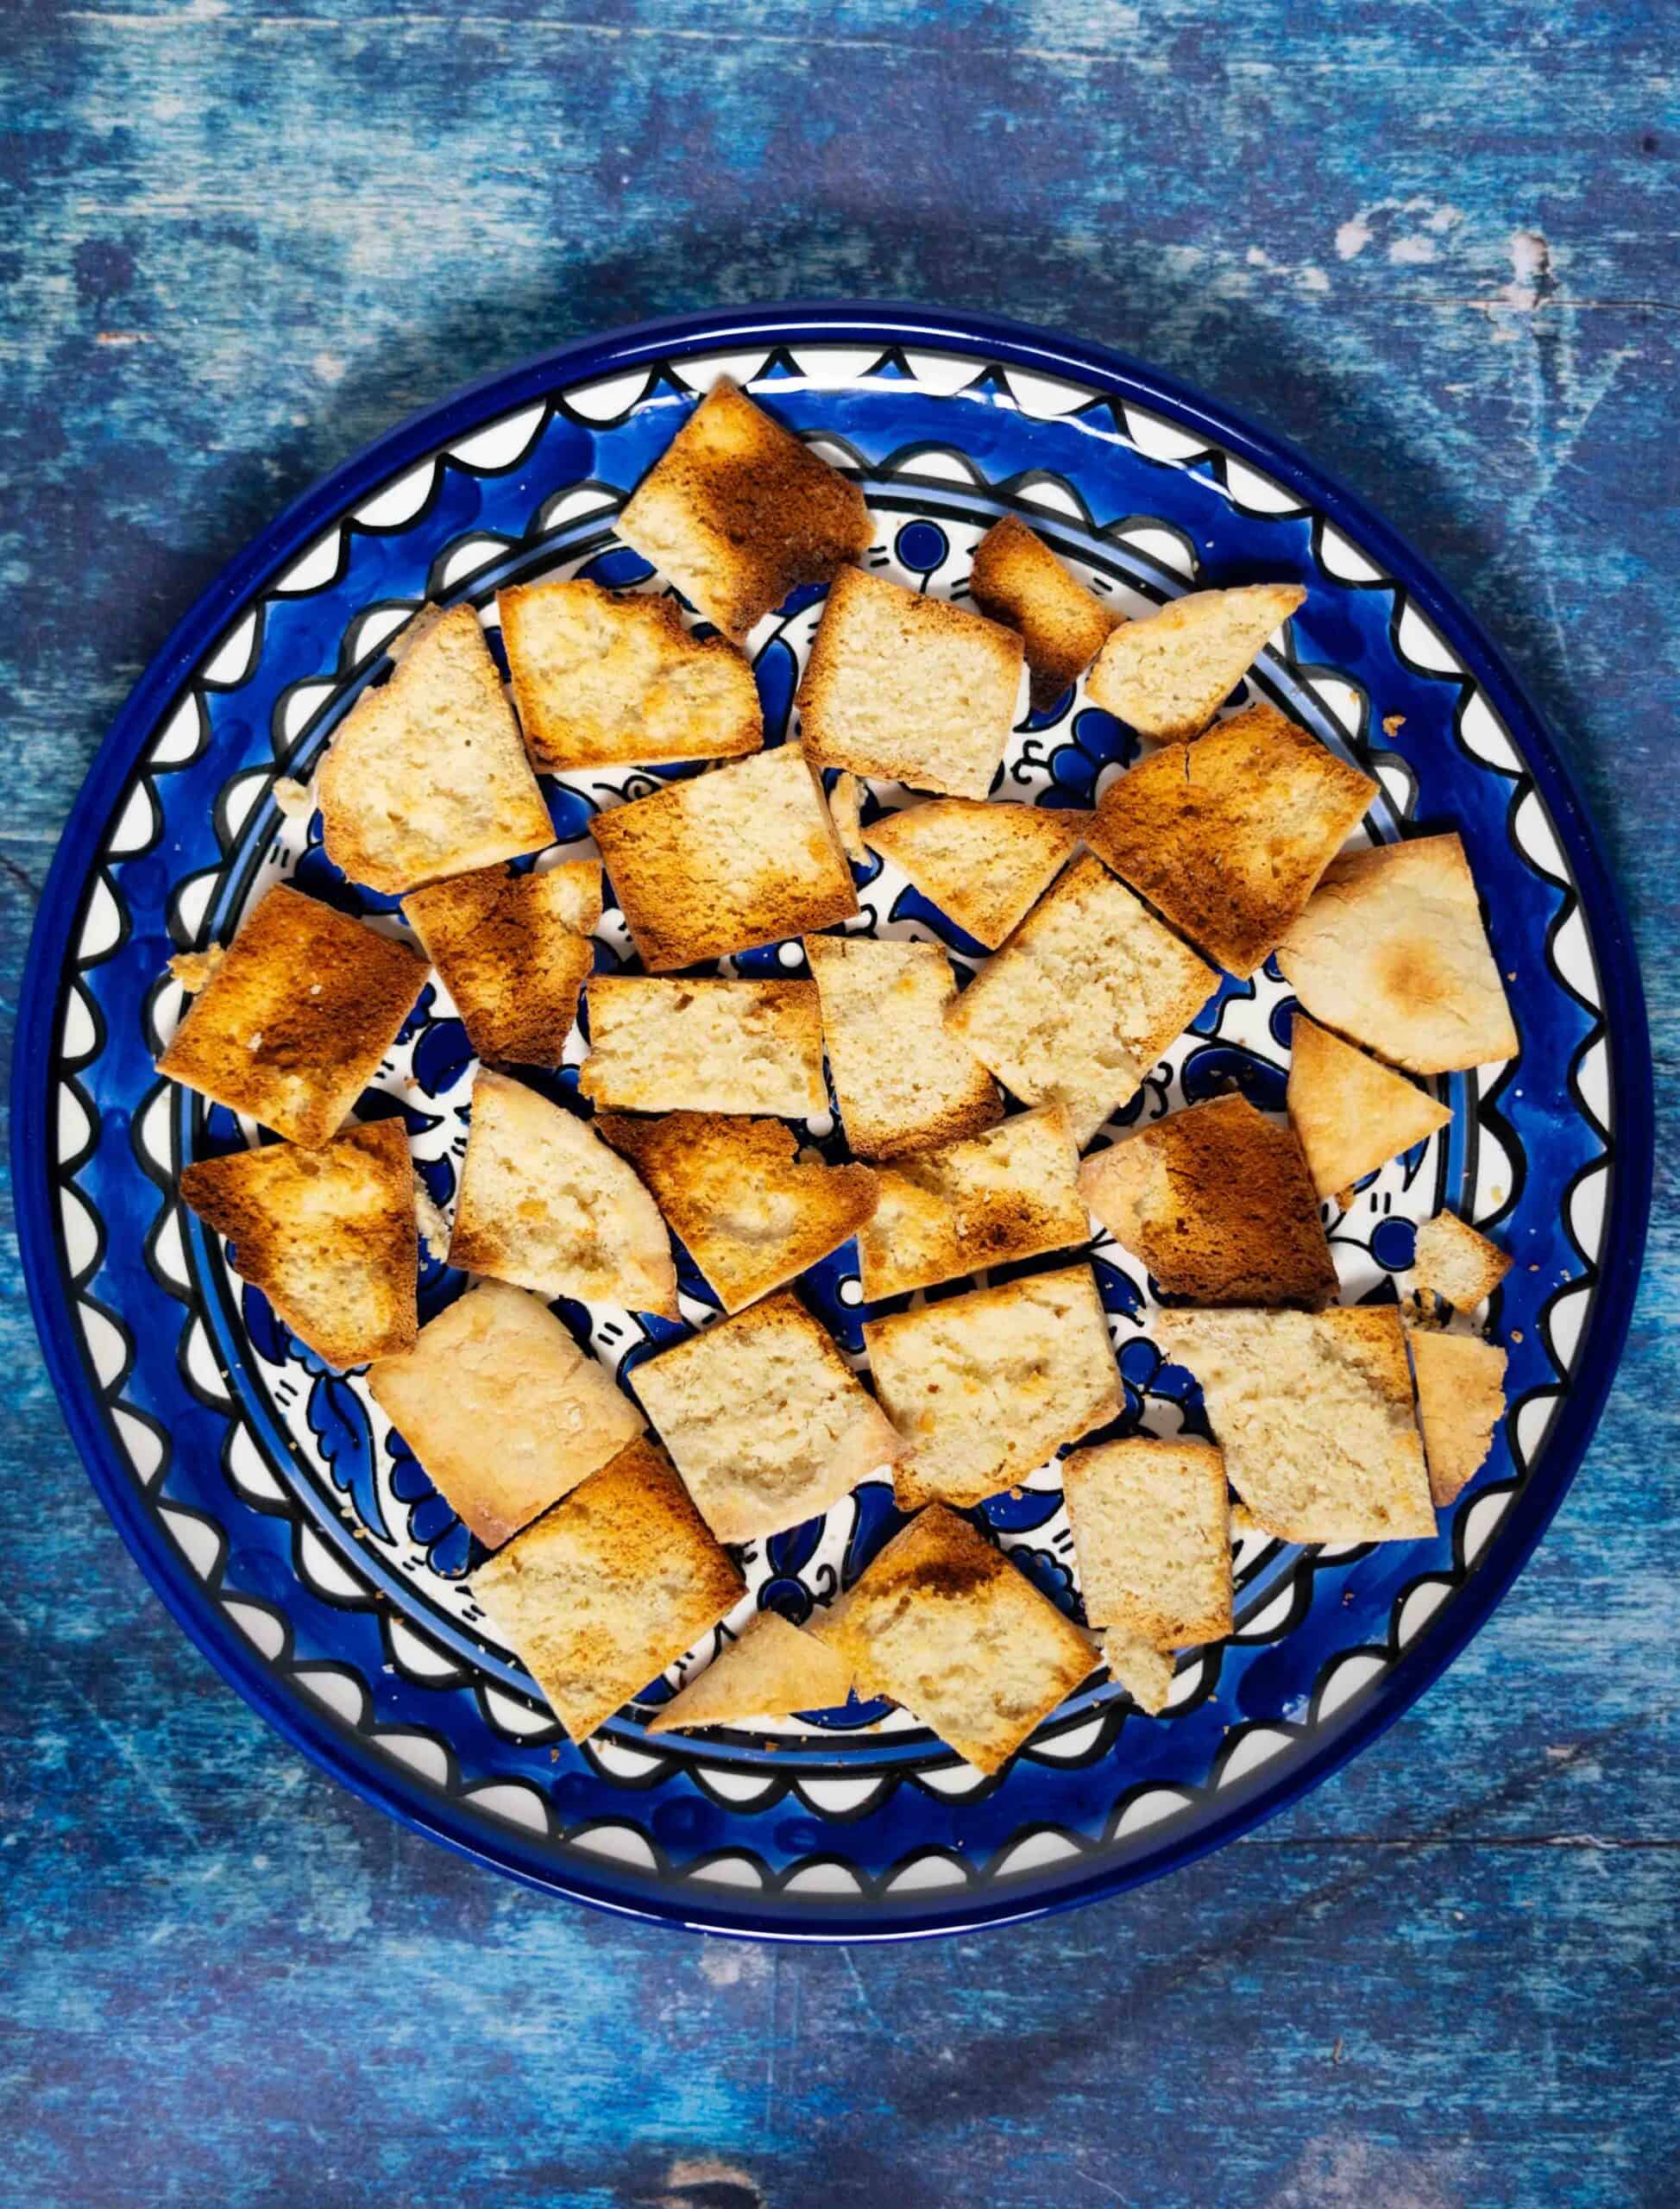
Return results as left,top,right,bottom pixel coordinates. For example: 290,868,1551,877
945,853,1218,1147
1287,1010,1452,1201
1155,1306,1435,1543
448,1068,678,1316
591,743,858,972
615,377,871,643
468,1436,745,1744
646,1610,853,1733
810,1504,1096,1774
1276,833,1520,1073
1409,1329,1507,1507
1086,705,1377,978
576,976,825,1117
1411,1211,1513,1311
796,566,1024,800
367,1279,644,1548
1061,1437,1233,1649
805,935,1002,1159
968,515,1121,708
498,578,762,770
864,1263,1121,1510
861,797,1088,950
178,1118,418,1369
401,861,600,1068
1079,1094,1337,1309
157,884,427,1147
318,602,554,895
858,1104,1087,1300
597,1112,878,1313
1085,582,1306,740
634,1290,902,1542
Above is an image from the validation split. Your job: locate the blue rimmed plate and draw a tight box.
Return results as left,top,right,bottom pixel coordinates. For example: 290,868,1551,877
13,305,1651,1940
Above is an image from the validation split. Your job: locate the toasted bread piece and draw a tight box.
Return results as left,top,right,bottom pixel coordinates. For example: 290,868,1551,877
179,1119,418,1369
864,1263,1120,1509
810,1505,1094,1773
1409,1329,1507,1507
633,1290,902,1542
1086,705,1377,978
591,743,858,971
797,567,1023,799
1276,834,1519,1073
1155,1306,1435,1542
367,1280,643,1547
576,976,825,1117
805,935,1002,1159
1287,1011,1452,1200
861,797,1088,950
829,771,869,865
616,378,871,642
944,853,1218,1146
448,1069,677,1315
646,1610,853,1732
402,863,598,1068
157,884,426,1147
597,1112,878,1312
1079,1095,1336,1309
1103,1635,1177,1715
1412,1211,1513,1310
857,1104,1086,1300
968,515,1121,707
1062,1437,1233,1647
317,602,553,894
1085,582,1306,740
468,1436,744,1742
499,578,763,770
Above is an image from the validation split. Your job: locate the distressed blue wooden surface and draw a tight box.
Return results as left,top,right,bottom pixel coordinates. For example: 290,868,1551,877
2,4,1677,2204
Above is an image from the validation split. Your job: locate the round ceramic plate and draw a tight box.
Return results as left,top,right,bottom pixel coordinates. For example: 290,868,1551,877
15,305,1651,1941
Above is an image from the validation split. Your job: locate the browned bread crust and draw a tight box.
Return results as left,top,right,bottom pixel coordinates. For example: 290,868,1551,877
968,515,1120,706
402,862,598,1068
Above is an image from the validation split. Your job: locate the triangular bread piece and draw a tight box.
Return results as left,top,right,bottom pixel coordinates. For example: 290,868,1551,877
1062,1437,1233,1647
178,1119,418,1369
969,515,1120,708
576,976,826,1117
1411,1211,1512,1310
1408,1330,1507,1506
318,602,553,894
1287,1012,1452,1199
646,1611,853,1732
596,1112,878,1312
1085,582,1306,739
805,934,1003,1159
402,862,600,1068
1103,1635,1177,1715
858,1104,1087,1300
862,797,1088,949
448,1069,677,1316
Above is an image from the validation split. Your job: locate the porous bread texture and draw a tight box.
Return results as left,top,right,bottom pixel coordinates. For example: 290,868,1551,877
1276,833,1519,1073
863,1263,1120,1510
1411,1210,1513,1311
857,1104,1086,1300
178,1118,418,1369
317,601,553,894
468,1436,744,1743
646,1610,853,1732
1078,1093,1336,1309
1085,581,1306,740
156,884,427,1148
968,514,1121,707
1086,704,1377,978
1061,1437,1233,1649
804,934,1002,1159
1155,1306,1435,1542
944,853,1218,1146
401,861,600,1068
861,796,1088,950
591,743,858,971
448,1068,678,1316
796,565,1024,800
596,1111,878,1313
632,1291,903,1543
616,377,871,641
1287,1011,1452,1201
576,976,825,1117
1103,1636,1176,1715
367,1279,644,1548
1408,1330,1507,1506
829,772,869,865
809,1504,1096,1773
498,578,762,769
